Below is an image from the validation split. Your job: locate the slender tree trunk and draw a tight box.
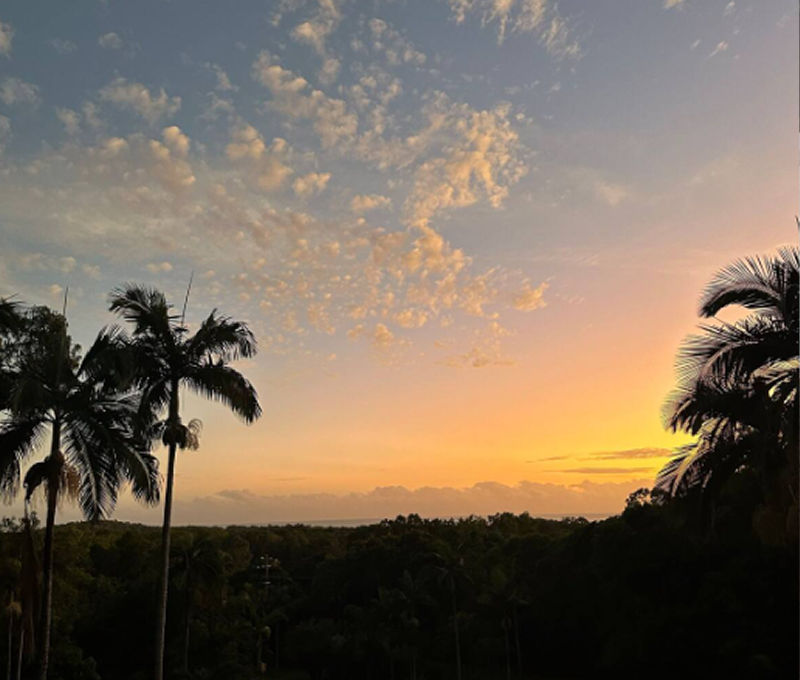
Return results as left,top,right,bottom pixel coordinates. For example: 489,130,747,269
6,608,12,680
450,583,461,680
503,618,511,680
512,605,522,678
38,421,61,680
14,628,22,680
182,583,191,676
155,382,179,680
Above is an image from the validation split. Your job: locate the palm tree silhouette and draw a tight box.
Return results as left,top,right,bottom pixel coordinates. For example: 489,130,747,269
657,247,798,527
108,285,261,680
0,307,160,679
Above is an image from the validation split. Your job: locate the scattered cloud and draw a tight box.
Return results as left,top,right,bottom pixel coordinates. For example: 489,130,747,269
99,77,181,123
709,40,728,58
206,62,237,91
0,77,40,107
663,0,684,8
98,31,124,49
594,180,629,207
447,0,580,57
293,171,331,197
0,20,12,57
56,107,81,135
512,281,547,311
560,467,654,475
350,193,391,213
225,123,294,191
50,38,77,55
0,115,9,155
146,261,173,273
589,448,672,460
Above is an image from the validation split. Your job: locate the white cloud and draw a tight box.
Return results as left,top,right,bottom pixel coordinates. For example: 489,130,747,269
99,77,181,123
293,171,331,197
709,40,728,57
0,20,13,57
0,77,40,107
98,32,124,49
290,0,342,55
368,17,427,66
405,99,526,228
225,123,294,191
206,62,237,91
512,281,548,311
350,193,391,213
594,180,629,207
251,51,358,148
56,107,81,135
447,0,580,57
663,0,684,7
146,261,173,273
0,115,10,155
50,38,77,55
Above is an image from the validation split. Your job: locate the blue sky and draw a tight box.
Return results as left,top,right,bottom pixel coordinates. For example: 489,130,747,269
0,0,796,523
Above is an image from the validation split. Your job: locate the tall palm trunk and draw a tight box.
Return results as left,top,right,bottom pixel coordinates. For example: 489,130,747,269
38,419,61,680
155,381,179,680
6,604,12,680
14,628,22,680
450,582,461,680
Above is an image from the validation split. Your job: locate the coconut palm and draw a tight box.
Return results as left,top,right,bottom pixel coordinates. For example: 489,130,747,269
107,285,261,680
0,307,160,679
657,247,799,516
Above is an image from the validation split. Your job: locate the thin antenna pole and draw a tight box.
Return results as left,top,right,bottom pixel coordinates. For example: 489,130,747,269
180,271,194,327
61,286,69,318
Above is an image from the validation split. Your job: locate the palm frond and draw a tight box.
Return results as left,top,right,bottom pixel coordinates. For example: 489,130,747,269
187,311,257,362
184,362,261,423
0,416,47,501
109,284,177,340
699,248,799,324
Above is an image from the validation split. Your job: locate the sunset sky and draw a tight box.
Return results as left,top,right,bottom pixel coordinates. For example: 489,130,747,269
0,0,796,524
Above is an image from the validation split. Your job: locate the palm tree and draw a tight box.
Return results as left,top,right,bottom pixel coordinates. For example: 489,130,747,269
107,285,261,680
657,247,798,527
0,307,160,679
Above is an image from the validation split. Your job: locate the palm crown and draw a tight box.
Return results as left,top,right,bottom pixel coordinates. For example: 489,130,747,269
657,247,798,502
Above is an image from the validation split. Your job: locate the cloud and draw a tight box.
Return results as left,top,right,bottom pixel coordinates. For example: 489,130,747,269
293,171,331,197
225,123,294,191
709,40,728,58
146,261,173,273
50,38,77,55
0,115,9,155
560,467,654,475
350,193,391,213
594,180,629,206
99,77,181,123
447,0,580,57
290,0,342,55
0,77,40,107
56,107,81,135
405,99,526,228
98,32,124,49
589,448,672,460
206,62,237,91
663,0,684,8
512,281,547,311
251,51,358,148
0,20,12,57
143,478,650,525
368,17,427,66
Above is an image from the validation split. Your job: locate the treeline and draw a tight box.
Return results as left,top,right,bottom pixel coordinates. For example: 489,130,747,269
1,495,796,679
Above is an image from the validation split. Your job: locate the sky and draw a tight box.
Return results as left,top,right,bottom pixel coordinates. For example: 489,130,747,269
0,0,796,525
